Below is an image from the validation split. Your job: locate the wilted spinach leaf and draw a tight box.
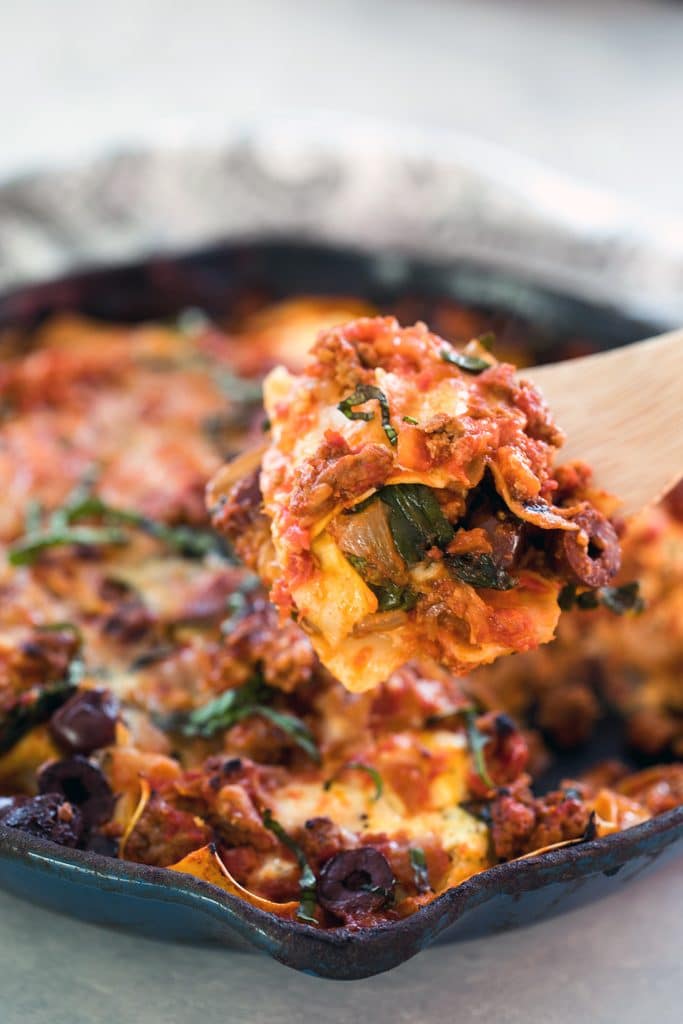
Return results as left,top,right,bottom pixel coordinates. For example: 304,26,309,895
440,348,491,374
180,678,320,762
379,484,454,565
446,552,517,591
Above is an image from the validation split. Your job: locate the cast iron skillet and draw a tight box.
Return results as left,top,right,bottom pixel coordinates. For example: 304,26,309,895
0,240,681,980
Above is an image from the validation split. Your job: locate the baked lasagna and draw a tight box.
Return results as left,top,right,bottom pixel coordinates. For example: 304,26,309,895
0,298,679,930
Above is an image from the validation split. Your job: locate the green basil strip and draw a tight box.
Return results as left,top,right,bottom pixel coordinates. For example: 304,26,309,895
445,552,517,591
440,348,492,374
8,486,228,566
463,709,495,789
262,809,318,924
323,763,383,801
371,582,418,612
559,580,644,615
408,847,431,893
9,526,129,565
598,582,644,615
253,707,321,763
181,679,319,762
338,385,398,446
181,680,266,736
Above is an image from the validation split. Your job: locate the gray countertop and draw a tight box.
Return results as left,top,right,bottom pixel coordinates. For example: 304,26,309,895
2,0,683,216
2,859,682,1024
1,1,682,1020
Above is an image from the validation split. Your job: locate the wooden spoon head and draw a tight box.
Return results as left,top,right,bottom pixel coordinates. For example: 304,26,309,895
524,328,683,518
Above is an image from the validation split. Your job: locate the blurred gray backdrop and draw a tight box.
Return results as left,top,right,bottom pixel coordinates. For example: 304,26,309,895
1,0,683,216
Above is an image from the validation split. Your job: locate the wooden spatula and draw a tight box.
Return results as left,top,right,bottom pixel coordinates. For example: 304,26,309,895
524,327,683,517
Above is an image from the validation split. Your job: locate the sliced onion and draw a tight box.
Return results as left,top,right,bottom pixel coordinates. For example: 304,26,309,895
329,500,405,584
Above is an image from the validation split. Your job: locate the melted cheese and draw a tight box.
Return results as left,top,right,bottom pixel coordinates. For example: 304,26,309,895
293,533,377,647
269,729,490,893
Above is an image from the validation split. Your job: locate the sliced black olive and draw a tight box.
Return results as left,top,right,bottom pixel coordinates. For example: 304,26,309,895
560,509,621,588
37,756,115,828
50,688,119,754
1,793,84,847
317,847,394,915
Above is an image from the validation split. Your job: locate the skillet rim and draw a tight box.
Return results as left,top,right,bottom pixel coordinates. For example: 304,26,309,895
1,803,681,978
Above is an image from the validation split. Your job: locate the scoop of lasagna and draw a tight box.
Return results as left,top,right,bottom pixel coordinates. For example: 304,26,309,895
211,316,622,691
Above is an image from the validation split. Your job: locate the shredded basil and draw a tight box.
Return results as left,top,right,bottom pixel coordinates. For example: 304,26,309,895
145,521,227,559
324,763,383,801
559,580,644,615
180,678,320,762
219,576,262,635
446,552,518,591
463,709,495,789
599,582,645,614
178,682,269,737
371,582,418,612
8,485,229,566
378,484,454,565
408,847,431,893
262,809,318,924
252,707,320,763
9,525,128,565
426,703,495,788
440,348,491,374
338,385,398,446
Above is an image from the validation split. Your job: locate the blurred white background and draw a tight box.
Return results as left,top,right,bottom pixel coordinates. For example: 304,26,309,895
2,0,683,217
0,2,682,1022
